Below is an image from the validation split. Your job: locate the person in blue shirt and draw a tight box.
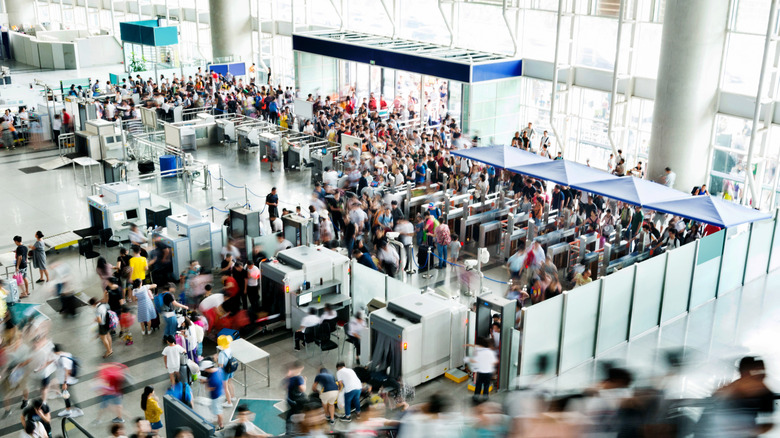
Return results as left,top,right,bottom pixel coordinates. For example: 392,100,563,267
312,368,339,423
201,361,225,430
353,249,378,271
166,375,193,409
415,162,427,185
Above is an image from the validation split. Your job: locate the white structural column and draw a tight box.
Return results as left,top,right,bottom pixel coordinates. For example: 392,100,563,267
648,0,730,191
5,0,37,27
208,0,252,62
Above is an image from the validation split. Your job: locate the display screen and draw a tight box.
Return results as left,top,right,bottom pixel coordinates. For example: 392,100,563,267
113,212,125,222
298,292,313,306
126,209,139,220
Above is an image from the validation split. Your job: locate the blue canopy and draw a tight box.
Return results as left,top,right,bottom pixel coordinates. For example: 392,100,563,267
450,145,547,169
508,159,616,187
645,195,772,228
575,176,689,206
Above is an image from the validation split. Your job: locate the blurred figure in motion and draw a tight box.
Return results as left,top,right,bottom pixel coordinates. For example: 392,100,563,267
398,393,463,438
464,401,510,438
696,356,775,438
466,337,497,403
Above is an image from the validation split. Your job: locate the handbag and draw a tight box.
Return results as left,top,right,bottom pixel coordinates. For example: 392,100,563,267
13,272,23,286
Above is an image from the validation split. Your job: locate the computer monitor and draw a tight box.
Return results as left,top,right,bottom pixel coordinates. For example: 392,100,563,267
298,292,313,306
112,211,126,222
126,209,139,220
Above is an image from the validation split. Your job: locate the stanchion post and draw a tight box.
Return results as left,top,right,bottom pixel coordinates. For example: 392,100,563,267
421,245,434,279
203,164,210,190
211,206,215,223
219,165,227,201
244,184,249,206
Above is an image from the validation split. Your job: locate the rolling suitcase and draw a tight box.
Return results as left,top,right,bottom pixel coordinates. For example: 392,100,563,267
417,244,432,272
138,159,155,175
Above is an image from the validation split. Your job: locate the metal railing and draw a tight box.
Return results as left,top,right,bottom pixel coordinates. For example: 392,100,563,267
61,416,95,438
58,132,75,156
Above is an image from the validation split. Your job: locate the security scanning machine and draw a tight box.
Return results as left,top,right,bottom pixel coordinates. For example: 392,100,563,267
153,205,223,274
282,214,314,247
369,292,468,387
475,294,516,391
87,183,151,241
260,246,351,330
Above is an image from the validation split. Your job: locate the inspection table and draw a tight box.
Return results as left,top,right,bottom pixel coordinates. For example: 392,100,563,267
229,338,271,396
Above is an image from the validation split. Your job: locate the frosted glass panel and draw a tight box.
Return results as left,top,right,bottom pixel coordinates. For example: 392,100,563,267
769,216,780,271
596,267,635,355
744,219,774,283
351,262,386,314
718,225,750,294
630,253,666,338
690,231,724,308
661,243,696,323
520,295,563,376
559,279,601,373
386,277,420,302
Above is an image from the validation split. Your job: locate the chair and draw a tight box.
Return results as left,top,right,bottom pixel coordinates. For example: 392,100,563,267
316,322,339,363
300,326,318,354
78,238,100,271
99,228,120,253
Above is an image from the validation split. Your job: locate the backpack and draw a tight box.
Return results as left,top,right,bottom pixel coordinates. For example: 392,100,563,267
221,351,239,374
63,355,80,379
106,309,119,330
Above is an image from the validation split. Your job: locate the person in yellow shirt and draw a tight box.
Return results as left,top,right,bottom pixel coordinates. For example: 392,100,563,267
141,386,163,431
129,245,148,283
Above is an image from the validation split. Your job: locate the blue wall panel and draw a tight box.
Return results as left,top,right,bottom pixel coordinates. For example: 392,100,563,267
472,60,523,82
292,34,472,83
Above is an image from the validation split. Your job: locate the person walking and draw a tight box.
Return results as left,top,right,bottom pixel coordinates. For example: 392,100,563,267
54,344,84,418
466,337,497,402
216,335,236,408
89,297,113,358
336,361,362,422
13,235,30,298
141,386,163,431
29,231,48,284
199,360,225,430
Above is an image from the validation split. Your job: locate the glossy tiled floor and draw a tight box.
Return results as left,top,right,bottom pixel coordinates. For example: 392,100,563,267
0,65,778,436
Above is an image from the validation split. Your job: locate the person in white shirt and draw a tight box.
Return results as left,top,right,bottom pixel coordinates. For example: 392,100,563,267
323,167,339,189
466,337,498,401
521,122,535,140
162,335,186,386
105,101,116,121
276,235,293,254
539,130,550,150
336,362,362,421
54,345,84,418
662,167,676,188
319,304,337,323
294,308,321,350
346,313,367,363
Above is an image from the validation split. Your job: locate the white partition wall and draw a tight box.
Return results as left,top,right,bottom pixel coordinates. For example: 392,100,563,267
718,224,750,294
744,219,775,283
351,262,386,314
520,295,564,376
630,253,667,338
386,277,420,301
596,266,635,355
690,231,725,308
660,242,696,323
559,279,601,373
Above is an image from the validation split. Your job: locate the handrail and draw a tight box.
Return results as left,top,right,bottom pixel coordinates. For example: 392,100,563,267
61,417,95,438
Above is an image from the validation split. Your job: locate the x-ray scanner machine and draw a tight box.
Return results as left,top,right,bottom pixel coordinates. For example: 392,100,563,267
87,183,151,241
369,292,468,387
152,206,224,274
260,245,351,330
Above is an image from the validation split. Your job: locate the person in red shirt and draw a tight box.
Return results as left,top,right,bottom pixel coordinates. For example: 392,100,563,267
61,109,72,133
221,273,240,314
380,94,388,110
96,363,127,424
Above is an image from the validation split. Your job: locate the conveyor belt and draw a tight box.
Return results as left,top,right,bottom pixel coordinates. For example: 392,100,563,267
44,231,82,250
